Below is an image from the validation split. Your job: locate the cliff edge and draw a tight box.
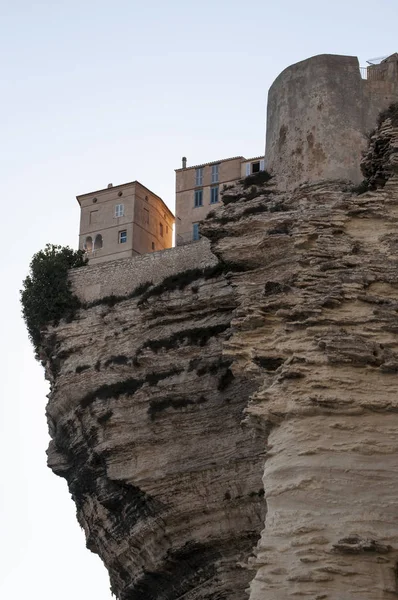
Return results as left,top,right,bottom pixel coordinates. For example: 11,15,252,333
40,109,398,599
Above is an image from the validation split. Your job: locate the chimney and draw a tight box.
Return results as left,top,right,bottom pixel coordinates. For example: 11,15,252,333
107,183,113,188
182,157,187,169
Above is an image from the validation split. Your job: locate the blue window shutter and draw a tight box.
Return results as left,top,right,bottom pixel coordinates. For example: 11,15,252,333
195,189,203,207
246,163,250,176
260,159,265,171
210,186,219,204
193,223,200,240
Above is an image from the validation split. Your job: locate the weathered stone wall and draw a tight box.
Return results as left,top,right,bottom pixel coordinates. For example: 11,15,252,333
69,239,217,303
265,54,398,189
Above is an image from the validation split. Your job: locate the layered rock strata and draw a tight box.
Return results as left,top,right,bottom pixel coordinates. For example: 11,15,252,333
43,114,398,599
44,264,267,600
201,116,398,599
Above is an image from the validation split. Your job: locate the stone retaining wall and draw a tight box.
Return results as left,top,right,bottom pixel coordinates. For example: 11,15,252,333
69,239,218,303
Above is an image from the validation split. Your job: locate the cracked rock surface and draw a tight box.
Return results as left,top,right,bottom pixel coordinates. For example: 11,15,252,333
43,113,398,599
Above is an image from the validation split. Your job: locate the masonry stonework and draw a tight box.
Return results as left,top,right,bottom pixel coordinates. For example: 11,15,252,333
69,239,218,303
265,54,398,189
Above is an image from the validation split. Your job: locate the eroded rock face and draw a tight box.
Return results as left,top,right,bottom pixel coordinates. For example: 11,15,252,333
43,114,398,599
201,117,398,599
361,105,398,190
44,270,267,600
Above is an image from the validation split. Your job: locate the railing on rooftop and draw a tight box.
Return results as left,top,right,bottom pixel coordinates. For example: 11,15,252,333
360,65,388,81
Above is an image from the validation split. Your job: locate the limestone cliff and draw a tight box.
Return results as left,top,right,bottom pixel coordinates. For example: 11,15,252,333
44,262,267,600
42,111,398,599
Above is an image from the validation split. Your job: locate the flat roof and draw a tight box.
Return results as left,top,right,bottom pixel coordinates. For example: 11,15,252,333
76,180,175,219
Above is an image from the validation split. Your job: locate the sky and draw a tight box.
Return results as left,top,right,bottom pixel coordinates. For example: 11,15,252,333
1,0,398,598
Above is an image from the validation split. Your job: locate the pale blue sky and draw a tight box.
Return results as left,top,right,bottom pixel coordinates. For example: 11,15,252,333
1,1,397,598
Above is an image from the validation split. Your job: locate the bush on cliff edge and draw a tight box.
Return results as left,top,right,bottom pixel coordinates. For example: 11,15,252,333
20,244,86,358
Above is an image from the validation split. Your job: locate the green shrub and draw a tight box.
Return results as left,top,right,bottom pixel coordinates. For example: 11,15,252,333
377,102,398,127
242,170,272,189
21,244,87,358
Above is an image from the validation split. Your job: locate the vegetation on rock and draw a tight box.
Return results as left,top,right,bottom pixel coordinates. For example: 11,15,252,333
20,244,86,357
377,102,398,127
241,169,272,188
356,103,398,193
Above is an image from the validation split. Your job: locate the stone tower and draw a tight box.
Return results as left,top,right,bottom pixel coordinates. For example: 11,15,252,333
265,53,398,189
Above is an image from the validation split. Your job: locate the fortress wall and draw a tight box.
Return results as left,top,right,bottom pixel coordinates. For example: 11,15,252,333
265,54,398,189
69,239,218,303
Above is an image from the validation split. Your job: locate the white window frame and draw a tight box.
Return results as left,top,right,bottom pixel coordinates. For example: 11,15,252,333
115,204,124,218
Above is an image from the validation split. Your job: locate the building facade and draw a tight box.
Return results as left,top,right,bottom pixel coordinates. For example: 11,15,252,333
175,155,265,245
77,181,175,264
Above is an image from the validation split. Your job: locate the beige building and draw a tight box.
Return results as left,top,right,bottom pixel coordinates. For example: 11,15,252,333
77,180,174,264
175,155,265,245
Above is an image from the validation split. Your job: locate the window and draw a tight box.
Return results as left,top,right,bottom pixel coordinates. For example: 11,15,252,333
246,160,265,176
194,189,203,207
94,234,103,250
193,223,200,241
210,186,219,204
143,208,149,224
159,222,164,237
115,204,124,218
84,236,93,252
119,230,127,244
166,225,169,234
89,210,98,224
151,242,155,250
195,167,203,186
211,164,219,183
